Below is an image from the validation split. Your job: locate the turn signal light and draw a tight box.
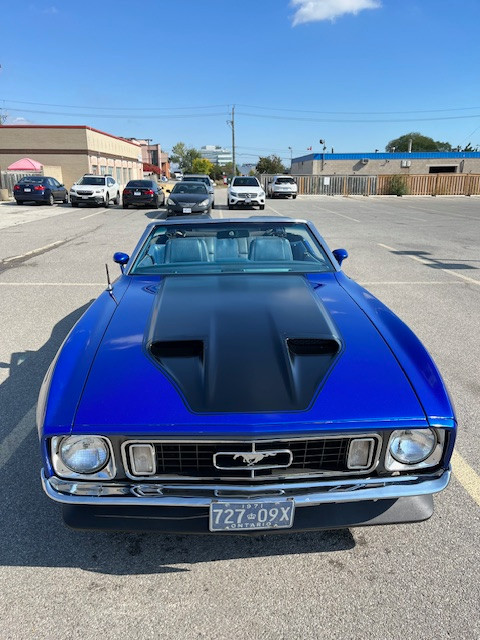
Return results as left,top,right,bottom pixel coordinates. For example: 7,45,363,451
129,444,156,475
145,189,154,195
123,189,132,195
34,185,45,191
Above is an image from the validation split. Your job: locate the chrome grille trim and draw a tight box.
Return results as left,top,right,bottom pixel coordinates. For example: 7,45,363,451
121,434,382,482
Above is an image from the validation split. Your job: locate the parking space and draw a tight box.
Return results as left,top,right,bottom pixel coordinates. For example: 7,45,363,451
0,193,479,639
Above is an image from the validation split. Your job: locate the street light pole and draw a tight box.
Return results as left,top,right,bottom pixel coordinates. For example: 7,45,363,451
319,139,327,172
288,146,292,171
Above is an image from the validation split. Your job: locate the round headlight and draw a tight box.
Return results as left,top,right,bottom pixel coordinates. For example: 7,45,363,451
389,429,436,465
60,436,109,473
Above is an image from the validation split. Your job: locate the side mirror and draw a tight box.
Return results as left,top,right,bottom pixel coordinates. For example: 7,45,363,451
113,252,129,272
332,248,348,267
166,189,171,193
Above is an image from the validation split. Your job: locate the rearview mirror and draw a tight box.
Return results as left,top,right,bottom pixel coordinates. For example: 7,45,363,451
332,248,348,267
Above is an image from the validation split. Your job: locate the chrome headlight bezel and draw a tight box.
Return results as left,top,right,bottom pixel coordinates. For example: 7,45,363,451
385,428,445,471
51,435,116,480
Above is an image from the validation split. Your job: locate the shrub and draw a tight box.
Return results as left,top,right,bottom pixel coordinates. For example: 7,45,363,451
388,175,408,196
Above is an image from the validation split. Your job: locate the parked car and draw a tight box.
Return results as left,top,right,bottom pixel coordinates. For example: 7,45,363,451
228,176,265,210
267,175,298,199
69,175,121,208
181,174,215,208
122,180,165,209
173,171,184,180
166,181,212,216
14,176,68,206
38,217,455,533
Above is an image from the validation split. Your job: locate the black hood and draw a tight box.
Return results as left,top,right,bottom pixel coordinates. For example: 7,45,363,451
145,275,342,413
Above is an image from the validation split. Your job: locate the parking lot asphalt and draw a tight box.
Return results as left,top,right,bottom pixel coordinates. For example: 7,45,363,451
0,193,479,639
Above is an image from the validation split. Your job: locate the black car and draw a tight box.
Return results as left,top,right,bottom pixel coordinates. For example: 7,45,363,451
122,180,165,209
166,181,212,216
14,176,68,206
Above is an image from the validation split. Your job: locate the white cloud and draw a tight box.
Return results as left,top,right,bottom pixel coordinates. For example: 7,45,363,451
291,0,381,25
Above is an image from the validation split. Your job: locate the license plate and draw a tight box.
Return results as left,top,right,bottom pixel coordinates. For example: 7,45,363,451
244,198,251,204
134,191,141,196
183,207,192,213
81,196,88,199
24,188,31,192
209,499,294,532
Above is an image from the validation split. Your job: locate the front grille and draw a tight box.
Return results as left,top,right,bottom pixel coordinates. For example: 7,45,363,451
124,437,380,480
238,193,256,199
76,190,93,195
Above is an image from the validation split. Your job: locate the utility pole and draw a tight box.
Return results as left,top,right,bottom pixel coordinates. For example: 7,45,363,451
227,105,236,175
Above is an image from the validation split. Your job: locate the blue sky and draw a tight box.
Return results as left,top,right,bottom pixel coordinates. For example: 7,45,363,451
1,0,480,164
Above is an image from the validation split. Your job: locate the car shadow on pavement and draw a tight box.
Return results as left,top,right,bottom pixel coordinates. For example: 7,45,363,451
0,303,355,576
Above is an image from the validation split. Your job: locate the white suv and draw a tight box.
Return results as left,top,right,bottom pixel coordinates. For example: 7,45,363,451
228,176,265,210
70,175,121,207
267,175,298,199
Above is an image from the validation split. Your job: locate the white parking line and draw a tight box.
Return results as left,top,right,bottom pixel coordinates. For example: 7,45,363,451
317,207,361,223
378,243,480,286
265,203,283,216
80,210,106,220
452,451,480,507
0,406,35,470
3,240,64,263
0,282,104,286
359,281,464,286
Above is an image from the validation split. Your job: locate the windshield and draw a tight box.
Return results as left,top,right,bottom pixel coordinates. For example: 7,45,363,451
18,176,45,184
182,176,210,184
232,177,259,187
77,177,106,185
276,177,295,184
171,183,208,195
130,222,333,275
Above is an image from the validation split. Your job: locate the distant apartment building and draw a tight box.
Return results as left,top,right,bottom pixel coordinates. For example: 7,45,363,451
0,125,143,187
126,138,170,178
200,145,233,166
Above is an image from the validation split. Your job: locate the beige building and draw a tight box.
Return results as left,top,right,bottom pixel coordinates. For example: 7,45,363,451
291,151,480,176
0,125,143,188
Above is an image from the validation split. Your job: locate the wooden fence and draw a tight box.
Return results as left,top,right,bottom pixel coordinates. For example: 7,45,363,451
377,174,480,196
0,171,41,195
259,173,480,197
259,174,377,196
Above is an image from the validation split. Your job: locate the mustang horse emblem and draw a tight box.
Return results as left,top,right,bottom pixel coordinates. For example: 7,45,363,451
233,452,278,467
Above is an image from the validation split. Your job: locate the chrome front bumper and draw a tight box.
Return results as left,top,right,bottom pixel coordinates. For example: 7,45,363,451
42,468,451,507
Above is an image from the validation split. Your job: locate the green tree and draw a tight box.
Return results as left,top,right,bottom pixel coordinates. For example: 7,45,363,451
192,157,214,175
222,162,239,176
210,164,225,180
170,142,201,173
256,155,286,174
386,132,452,152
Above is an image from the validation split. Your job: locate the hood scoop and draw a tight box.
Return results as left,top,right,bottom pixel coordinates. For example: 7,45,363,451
146,275,343,414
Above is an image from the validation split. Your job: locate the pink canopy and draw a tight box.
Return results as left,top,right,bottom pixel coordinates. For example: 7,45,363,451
7,157,43,171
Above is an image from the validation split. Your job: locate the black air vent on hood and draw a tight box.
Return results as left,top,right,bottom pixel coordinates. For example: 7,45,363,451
287,338,340,356
146,275,344,413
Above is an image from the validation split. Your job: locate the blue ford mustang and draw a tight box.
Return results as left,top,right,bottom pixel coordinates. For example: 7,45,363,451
37,217,456,533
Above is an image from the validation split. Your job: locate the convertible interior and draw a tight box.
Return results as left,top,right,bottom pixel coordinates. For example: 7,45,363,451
132,224,332,272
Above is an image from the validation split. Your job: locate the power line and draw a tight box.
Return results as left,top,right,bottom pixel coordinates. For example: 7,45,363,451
236,111,480,124
237,103,480,115
2,99,230,111
5,107,228,119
